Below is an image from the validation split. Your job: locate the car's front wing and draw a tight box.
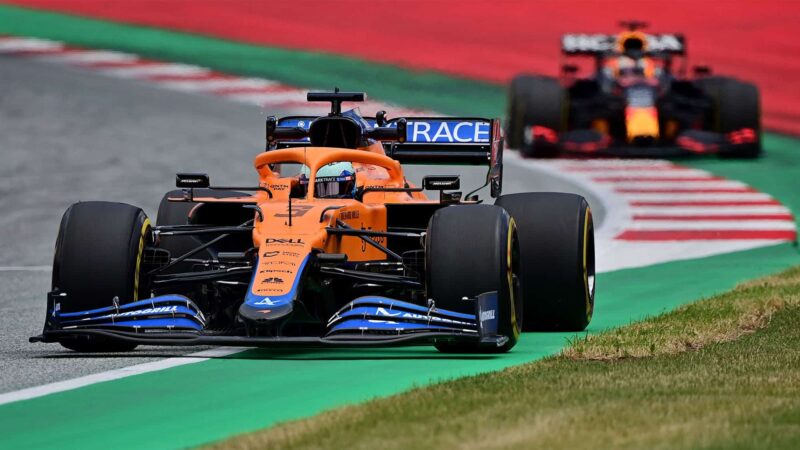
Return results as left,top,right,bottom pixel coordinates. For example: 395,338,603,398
30,292,507,350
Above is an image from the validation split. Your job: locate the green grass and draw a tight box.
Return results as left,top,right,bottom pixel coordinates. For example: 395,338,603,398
206,267,800,450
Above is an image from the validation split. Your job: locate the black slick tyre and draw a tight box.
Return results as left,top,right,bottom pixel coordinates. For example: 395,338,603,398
507,74,565,157
426,205,522,353
696,76,762,158
495,193,595,331
52,201,152,352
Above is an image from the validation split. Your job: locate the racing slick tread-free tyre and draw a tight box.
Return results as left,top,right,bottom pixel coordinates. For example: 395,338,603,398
426,205,522,353
507,74,565,158
495,193,595,331
52,201,152,352
697,76,762,158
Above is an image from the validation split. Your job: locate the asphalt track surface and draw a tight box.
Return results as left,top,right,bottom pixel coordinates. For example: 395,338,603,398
0,55,604,393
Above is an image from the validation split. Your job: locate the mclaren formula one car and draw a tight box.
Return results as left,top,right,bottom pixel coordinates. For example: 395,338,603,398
31,91,595,354
507,21,762,158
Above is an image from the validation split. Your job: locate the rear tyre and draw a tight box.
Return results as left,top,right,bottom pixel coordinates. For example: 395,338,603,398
426,205,522,353
507,74,565,157
696,76,762,158
52,201,152,352
495,193,594,331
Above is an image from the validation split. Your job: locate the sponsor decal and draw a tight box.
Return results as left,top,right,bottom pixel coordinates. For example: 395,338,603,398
263,250,280,258
428,180,454,187
266,238,305,246
480,309,496,322
260,269,292,274
407,120,490,143
339,210,360,220
356,225,386,252
371,307,473,326
111,305,179,317
254,297,280,306
268,184,288,191
562,33,684,53
262,277,284,284
366,307,401,325
274,205,313,218
375,307,402,317
282,251,301,257
269,261,298,267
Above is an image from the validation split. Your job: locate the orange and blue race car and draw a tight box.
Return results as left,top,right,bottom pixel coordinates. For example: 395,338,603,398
507,21,761,158
31,91,595,354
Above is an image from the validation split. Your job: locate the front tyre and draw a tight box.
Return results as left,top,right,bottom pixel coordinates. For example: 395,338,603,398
507,74,565,157
51,201,152,352
426,205,522,353
696,76,762,158
496,193,595,331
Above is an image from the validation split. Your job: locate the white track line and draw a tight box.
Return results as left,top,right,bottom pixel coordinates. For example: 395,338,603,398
626,220,797,230
587,169,713,178
102,63,210,78
547,159,673,167
609,181,750,190
34,50,138,65
0,266,51,272
0,37,63,52
617,192,774,202
158,78,279,92
0,347,243,406
630,206,793,215
223,91,308,105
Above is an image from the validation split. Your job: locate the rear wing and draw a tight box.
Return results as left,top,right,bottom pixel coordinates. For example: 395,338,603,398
270,116,504,198
561,33,685,56
385,117,504,197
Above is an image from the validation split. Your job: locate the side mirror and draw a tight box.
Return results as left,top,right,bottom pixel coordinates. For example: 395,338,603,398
422,175,460,191
266,116,308,148
376,110,387,126
176,173,210,188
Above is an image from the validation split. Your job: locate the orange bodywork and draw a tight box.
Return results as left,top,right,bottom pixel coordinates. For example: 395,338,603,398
625,106,660,141
192,142,429,300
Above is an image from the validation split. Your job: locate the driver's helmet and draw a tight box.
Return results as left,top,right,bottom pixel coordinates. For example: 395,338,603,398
309,162,357,199
618,32,647,59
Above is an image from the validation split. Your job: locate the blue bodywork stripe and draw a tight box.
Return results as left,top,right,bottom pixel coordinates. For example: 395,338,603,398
71,317,204,331
56,294,194,318
58,305,199,326
336,306,475,327
344,296,476,320
329,318,473,333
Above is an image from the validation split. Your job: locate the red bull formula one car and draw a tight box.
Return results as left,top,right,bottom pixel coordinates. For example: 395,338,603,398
507,21,761,158
31,91,596,354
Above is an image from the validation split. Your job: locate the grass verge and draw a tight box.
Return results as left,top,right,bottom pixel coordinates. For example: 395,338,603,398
206,267,800,450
